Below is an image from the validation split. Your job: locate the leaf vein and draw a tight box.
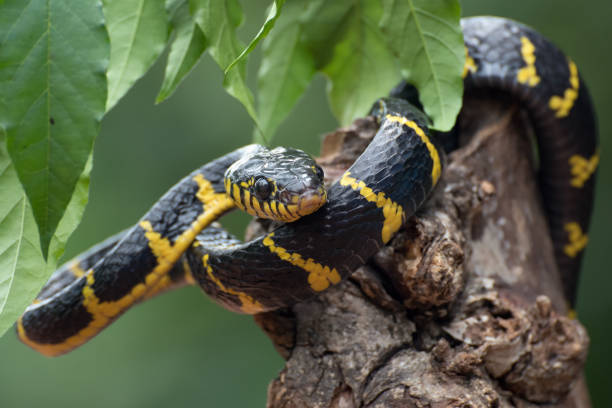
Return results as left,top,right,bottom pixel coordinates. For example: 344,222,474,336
406,0,444,121
109,0,146,101
0,0,36,45
0,196,26,313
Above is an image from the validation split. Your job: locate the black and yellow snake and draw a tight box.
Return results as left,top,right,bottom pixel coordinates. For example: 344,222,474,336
18,17,598,357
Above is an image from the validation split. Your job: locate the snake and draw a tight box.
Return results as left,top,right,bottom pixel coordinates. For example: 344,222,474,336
17,17,598,357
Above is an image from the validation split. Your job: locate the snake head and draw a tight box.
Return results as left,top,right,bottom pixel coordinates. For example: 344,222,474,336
224,146,327,222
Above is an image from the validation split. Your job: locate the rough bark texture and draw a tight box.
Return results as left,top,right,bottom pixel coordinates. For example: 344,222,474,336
251,95,590,407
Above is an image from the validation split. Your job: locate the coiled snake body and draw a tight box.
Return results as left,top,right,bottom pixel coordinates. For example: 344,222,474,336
18,17,598,357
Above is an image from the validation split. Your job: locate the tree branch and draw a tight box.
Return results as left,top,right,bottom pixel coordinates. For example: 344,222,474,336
253,94,590,407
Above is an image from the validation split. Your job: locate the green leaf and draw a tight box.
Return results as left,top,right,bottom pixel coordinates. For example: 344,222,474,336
256,0,355,139
299,0,354,68
0,131,91,338
256,2,316,140
317,0,400,126
104,0,169,111
165,0,186,17
225,0,286,74
380,0,464,131
257,0,401,135
156,0,208,103
190,0,259,137
0,0,108,257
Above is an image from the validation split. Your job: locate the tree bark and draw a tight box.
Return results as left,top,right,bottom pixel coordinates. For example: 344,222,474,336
252,94,590,407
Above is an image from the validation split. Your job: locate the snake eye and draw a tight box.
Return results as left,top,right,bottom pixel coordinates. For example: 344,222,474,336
254,177,271,200
315,165,324,181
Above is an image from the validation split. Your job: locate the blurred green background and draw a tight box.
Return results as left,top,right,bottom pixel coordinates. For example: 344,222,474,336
1,1,610,406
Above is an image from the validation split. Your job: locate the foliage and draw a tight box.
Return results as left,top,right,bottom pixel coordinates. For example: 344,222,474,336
0,0,463,337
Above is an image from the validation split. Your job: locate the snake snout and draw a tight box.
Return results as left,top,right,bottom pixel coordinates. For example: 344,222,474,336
297,187,327,216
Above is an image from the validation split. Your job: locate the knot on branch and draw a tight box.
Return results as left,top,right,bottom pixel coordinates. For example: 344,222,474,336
444,293,589,403
371,192,466,313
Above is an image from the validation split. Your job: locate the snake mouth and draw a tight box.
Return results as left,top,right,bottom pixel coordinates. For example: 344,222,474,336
296,188,327,217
